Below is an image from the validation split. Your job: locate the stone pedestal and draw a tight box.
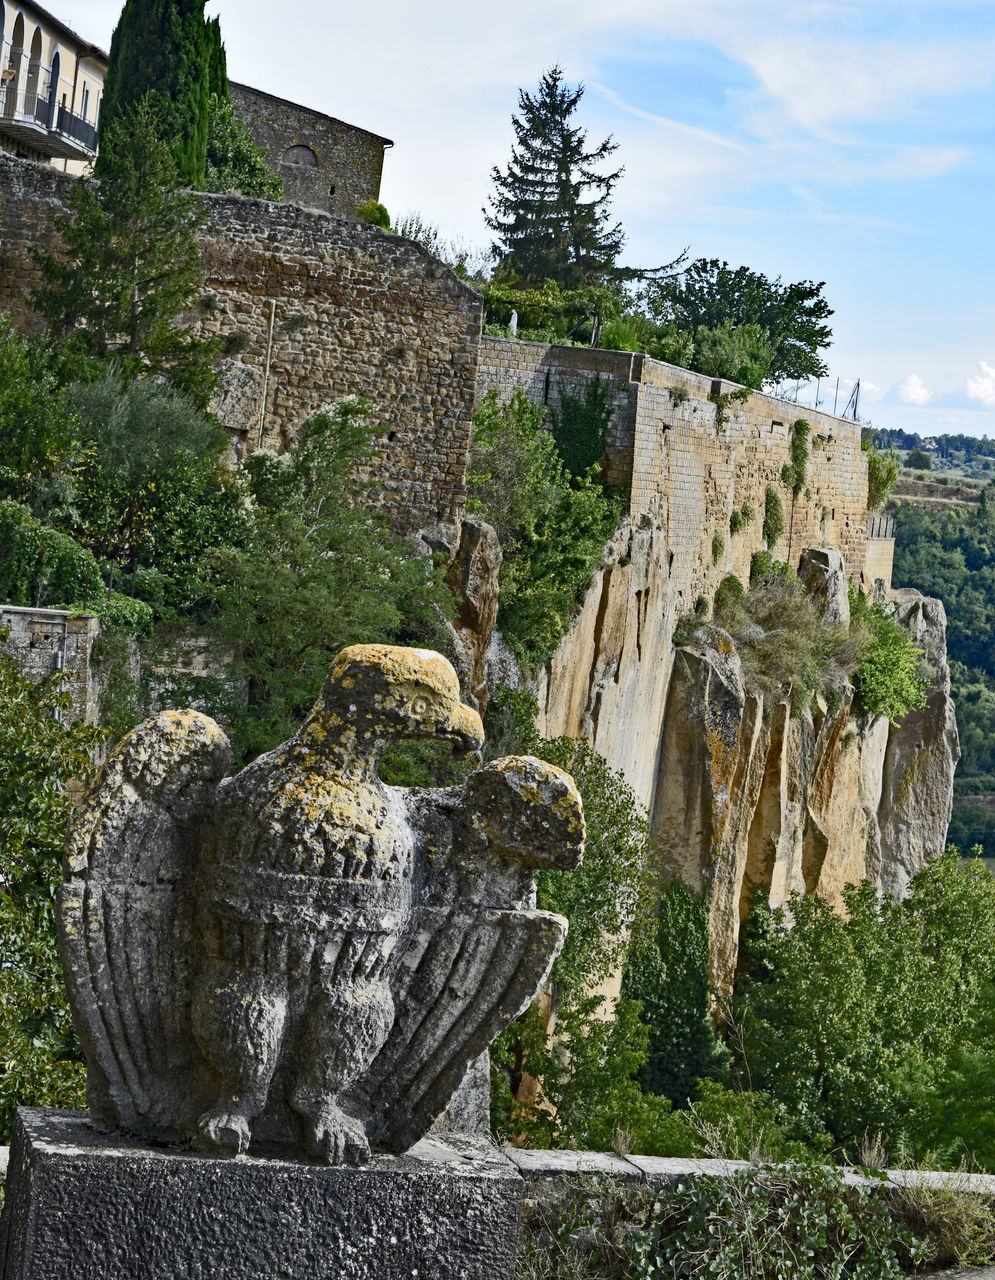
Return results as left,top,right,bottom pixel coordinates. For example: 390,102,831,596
0,1110,522,1280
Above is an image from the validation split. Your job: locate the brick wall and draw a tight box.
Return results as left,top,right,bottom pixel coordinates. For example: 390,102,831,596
477,337,870,607
0,152,483,530
229,83,389,221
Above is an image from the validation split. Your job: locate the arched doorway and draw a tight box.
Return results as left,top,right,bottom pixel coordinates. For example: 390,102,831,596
45,48,58,127
2,11,24,119
24,23,41,111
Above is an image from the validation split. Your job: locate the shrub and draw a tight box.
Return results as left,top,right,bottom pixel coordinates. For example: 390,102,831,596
0,643,107,1141
356,198,391,228
692,318,774,389
729,500,755,535
781,418,811,497
0,500,103,610
713,564,858,712
711,532,725,565
849,587,929,722
762,485,784,548
865,438,899,510
635,1160,923,1279
712,573,745,618
468,390,620,667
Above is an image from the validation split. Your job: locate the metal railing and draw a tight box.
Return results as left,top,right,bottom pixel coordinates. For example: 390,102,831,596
867,514,895,540
0,86,97,153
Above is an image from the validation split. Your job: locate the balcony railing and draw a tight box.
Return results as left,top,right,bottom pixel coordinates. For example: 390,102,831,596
0,87,98,157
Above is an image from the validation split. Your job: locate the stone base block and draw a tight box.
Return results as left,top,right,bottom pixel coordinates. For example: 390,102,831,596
0,1110,522,1280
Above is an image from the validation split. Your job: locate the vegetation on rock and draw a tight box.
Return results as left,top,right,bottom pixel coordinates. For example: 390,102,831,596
468,389,620,667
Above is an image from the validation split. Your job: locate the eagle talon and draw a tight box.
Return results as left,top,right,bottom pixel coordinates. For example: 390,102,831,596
196,1105,251,1156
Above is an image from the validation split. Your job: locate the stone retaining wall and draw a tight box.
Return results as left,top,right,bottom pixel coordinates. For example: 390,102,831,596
0,152,483,531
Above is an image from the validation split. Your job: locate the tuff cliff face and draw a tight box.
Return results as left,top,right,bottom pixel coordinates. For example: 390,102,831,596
475,522,959,993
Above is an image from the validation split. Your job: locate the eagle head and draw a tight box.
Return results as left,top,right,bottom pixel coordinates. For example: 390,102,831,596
302,644,484,758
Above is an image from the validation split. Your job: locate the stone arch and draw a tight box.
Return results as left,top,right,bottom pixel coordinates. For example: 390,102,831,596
281,143,318,167
24,23,41,105
46,47,59,118
2,9,24,117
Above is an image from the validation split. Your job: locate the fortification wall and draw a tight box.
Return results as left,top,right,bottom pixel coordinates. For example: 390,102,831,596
478,336,869,613
0,152,483,530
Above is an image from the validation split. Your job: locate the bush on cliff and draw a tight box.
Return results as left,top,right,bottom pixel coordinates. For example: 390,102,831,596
468,389,620,667
196,398,451,764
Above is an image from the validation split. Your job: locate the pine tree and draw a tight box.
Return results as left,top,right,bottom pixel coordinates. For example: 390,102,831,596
33,98,218,407
485,67,625,290
99,0,212,187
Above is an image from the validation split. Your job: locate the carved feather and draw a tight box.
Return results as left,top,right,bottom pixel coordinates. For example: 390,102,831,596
58,710,233,1134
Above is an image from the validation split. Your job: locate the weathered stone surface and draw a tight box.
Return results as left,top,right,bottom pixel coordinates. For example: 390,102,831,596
876,590,960,898
623,1154,750,1188
797,546,851,627
503,1147,640,1183
445,518,503,712
58,645,584,1166
0,1109,522,1280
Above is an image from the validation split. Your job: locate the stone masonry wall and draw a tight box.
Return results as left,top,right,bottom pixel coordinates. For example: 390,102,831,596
478,336,869,606
0,152,483,530
229,83,390,221
0,605,99,723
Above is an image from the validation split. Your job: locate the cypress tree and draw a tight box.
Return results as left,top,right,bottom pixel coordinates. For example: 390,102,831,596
485,66,625,290
204,16,228,100
99,0,212,187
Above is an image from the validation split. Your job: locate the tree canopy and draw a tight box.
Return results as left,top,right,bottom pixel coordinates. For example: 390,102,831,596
485,66,625,290
643,258,834,385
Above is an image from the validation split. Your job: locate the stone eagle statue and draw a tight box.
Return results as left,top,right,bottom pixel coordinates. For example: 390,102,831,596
58,645,583,1166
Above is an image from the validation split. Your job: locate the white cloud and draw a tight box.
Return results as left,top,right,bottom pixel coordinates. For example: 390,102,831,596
966,362,995,410
895,374,934,406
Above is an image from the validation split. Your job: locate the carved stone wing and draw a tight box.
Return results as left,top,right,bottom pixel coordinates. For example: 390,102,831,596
362,755,584,1151
58,710,233,1136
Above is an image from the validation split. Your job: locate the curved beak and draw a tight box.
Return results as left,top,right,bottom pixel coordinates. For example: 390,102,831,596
444,702,485,757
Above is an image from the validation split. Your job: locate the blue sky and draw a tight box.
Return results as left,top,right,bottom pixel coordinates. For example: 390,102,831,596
74,0,995,439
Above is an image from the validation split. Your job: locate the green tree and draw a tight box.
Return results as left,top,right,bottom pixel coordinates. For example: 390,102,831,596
623,881,729,1106
693,318,774,389
734,850,995,1163
0,317,76,519
32,98,218,406
0,646,106,1141
99,0,213,187
199,399,450,763
485,66,625,290
488,723,666,1151
644,258,834,385
906,448,932,471
204,93,284,199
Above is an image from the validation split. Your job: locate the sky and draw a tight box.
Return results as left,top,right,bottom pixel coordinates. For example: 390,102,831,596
69,0,995,441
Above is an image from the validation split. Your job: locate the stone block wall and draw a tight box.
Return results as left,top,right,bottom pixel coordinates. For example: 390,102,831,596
476,337,640,486
229,83,390,221
0,152,484,530
478,337,869,616
0,605,99,723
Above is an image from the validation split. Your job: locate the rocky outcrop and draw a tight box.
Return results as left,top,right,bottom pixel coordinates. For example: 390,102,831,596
517,522,959,993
